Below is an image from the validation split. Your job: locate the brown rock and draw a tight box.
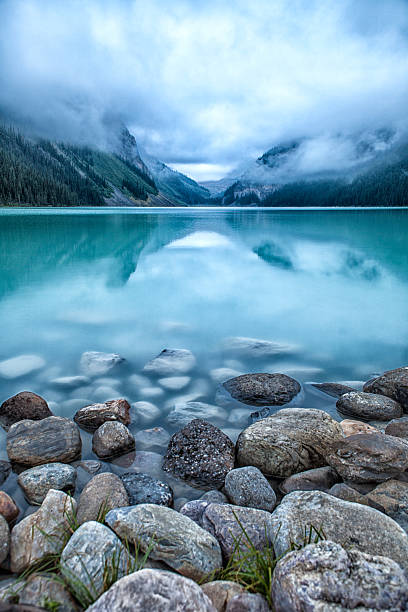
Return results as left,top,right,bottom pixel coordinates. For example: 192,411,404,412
0,492,19,523
6,417,82,466
280,466,340,495
223,373,300,407
92,421,135,459
337,391,402,421
77,473,129,524
74,399,131,431
0,392,52,431
340,419,379,437
385,416,408,439
365,479,408,532
363,367,408,410
326,432,408,483
328,483,371,506
201,581,245,611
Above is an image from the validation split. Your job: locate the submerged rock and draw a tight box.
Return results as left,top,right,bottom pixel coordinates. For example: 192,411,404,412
166,402,227,427
92,421,135,458
0,355,45,379
224,466,276,511
134,427,170,453
51,376,90,389
143,348,196,376
236,408,343,477
74,399,131,431
0,392,52,431
363,366,408,410
271,540,408,612
221,337,297,358
223,373,301,407
80,351,124,377
337,391,402,421
18,463,77,505
158,376,191,390
311,382,355,398
7,417,81,466
132,401,161,425
163,419,235,489
120,472,173,507
77,473,129,524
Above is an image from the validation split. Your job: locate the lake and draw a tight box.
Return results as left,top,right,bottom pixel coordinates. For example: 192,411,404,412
1,207,408,510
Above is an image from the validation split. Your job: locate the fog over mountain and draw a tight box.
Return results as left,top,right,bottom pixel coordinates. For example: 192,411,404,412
1,0,408,181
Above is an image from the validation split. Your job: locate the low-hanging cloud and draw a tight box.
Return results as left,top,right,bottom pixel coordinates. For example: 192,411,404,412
1,0,408,180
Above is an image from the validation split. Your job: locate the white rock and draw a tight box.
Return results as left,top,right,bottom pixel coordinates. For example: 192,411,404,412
80,352,124,377
132,401,161,425
210,368,243,383
140,387,164,398
128,374,151,388
0,355,45,379
158,376,191,391
92,386,121,402
93,377,121,386
221,337,298,358
164,380,209,410
51,376,90,389
143,349,196,376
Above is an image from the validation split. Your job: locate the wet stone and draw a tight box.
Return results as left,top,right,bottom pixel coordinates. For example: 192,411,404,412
17,463,77,505
143,348,196,376
92,421,135,459
0,393,52,431
311,382,356,398
80,351,124,377
120,472,173,506
223,373,301,407
74,399,131,431
337,391,402,421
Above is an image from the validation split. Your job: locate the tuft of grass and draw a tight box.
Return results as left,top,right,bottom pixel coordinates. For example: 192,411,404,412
204,513,326,607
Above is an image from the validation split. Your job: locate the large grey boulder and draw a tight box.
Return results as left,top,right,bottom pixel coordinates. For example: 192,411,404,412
365,479,408,532
0,392,52,431
74,399,130,431
163,419,235,489
92,421,135,458
18,463,76,505
7,417,81,466
223,373,300,407
224,467,276,511
325,432,408,483
120,473,173,506
80,351,124,377
363,366,408,410
280,466,340,495
0,516,10,564
236,408,343,477
86,569,216,612
268,490,408,571
143,349,196,376
271,540,408,612
10,490,76,573
337,391,402,421
105,504,222,580
77,473,129,524
201,503,273,562
19,575,79,612
60,521,133,602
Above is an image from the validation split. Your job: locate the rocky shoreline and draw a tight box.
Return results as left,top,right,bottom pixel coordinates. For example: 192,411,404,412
0,349,407,610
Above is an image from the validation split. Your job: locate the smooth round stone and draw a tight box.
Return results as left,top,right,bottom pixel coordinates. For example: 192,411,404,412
200,490,228,504
7,417,82,466
86,569,216,612
0,392,52,431
77,473,129,524
80,351,124,377
223,373,301,407
166,402,227,427
340,419,379,436
143,348,196,376
163,419,235,489
311,382,356,398
17,463,77,505
120,472,173,506
74,399,131,431
0,354,45,379
158,376,191,390
180,500,210,527
92,422,135,459
132,401,161,425
224,466,276,511
134,427,170,452
280,466,340,495
337,391,402,421
0,492,19,523
92,386,121,403
271,540,408,612
385,416,408,439
50,376,90,389
128,374,150,388
363,367,408,410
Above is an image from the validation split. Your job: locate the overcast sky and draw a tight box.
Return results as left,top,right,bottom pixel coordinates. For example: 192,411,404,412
1,0,408,180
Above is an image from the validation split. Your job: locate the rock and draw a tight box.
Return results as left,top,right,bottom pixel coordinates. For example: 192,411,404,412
134,427,170,452
0,492,19,523
249,407,270,422
311,382,355,398
365,479,408,532
337,391,402,421
223,373,301,407
86,569,217,612
60,521,132,601
130,451,163,476
74,399,131,431
139,387,164,399
158,376,191,390
51,376,90,389
271,540,408,612
10,490,76,573
385,416,408,439
280,466,340,495
236,408,343,477
201,581,246,611
76,473,129,524
166,402,227,427
132,401,161,426
328,483,371,506
340,419,379,436
221,337,296,358
0,462,11,486
201,503,273,562
106,504,222,580
180,500,210,527
76,460,101,474
210,368,243,383
268,490,408,570
19,575,79,612
7,417,81,466
163,419,235,489
227,593,270,611
143,349,196,376
120,473,173,506
92,421,135,459
18,463,77,505
200,490,228,504
0,578,21,604
0,516,9,563
224,467,276,511
326,432,408,483
0,604,45,611
80,351,124,377
0,355,45,379
0,393,52,431
363,366,408,410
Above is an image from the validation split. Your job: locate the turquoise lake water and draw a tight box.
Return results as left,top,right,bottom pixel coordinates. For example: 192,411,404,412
0,207,407,509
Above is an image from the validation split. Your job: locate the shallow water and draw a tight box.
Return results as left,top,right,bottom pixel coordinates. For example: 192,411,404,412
0,207,407,512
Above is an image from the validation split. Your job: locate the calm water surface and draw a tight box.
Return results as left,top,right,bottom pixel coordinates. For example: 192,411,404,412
0,207,407,510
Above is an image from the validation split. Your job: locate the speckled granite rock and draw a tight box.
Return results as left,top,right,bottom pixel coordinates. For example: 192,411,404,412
18,463,76,505
224,466,276,511
120,473,173,506
337,391,402,421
